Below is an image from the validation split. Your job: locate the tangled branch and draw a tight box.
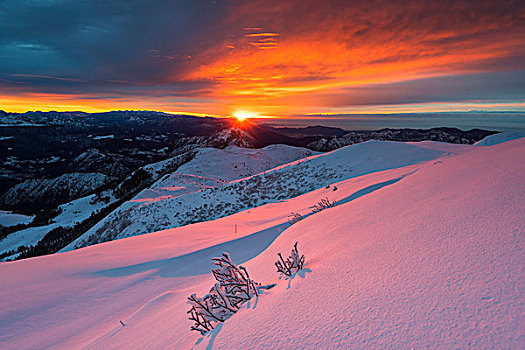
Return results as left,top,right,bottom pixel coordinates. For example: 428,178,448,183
275,242,305,276
188,252,259,334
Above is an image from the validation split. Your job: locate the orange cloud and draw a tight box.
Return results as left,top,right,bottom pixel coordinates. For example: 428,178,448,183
244,33,280,37
182,0,525,116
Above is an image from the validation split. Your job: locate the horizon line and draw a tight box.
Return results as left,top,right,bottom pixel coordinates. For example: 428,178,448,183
2,108,525,117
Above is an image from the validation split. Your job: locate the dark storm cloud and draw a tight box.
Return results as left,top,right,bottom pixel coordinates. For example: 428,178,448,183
0,0,227,88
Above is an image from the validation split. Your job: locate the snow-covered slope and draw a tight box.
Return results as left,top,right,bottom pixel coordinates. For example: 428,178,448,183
68,141,446,248
0,172,112,211
205,138,525,350
136,144,317,203
0,152,193,260
0,192,117,260
177,144,313,181
1,138,523,349
0,211,34,227
66,144,317,248
128,144,314,207
474,131,525,145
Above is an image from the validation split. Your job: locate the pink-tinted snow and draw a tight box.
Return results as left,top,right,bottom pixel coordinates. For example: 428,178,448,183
0,139,523,349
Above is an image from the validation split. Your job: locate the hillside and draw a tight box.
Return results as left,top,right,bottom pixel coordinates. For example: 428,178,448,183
1,137,522,349
68,141,447,248
1,111,498,260
66,144,318,248
0,172,112,212
306,127,497,151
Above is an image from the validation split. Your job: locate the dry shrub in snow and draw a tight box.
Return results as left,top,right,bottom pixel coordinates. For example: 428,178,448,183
288,212,304,225
275,242,305,276
309,197,336,214
188,252,259,335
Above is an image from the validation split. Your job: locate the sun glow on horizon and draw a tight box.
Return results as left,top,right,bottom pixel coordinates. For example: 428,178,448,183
233,111,258,121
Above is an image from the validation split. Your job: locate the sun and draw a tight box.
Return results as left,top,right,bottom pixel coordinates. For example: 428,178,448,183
233,111,257,121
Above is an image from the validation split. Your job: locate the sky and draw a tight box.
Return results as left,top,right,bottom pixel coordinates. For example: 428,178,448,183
1,0,525,119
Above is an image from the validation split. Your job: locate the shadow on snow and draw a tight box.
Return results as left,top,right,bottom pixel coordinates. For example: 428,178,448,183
93,174,410,279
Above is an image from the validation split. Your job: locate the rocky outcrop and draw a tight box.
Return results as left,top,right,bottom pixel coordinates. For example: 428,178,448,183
176,127,259,150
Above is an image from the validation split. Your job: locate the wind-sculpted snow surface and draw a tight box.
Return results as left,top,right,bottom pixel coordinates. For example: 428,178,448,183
0,138,523,349
70,141,444,248
202,138,525,350
474,131,525,146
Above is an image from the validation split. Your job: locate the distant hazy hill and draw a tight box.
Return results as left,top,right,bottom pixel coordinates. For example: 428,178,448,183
306,127,496,151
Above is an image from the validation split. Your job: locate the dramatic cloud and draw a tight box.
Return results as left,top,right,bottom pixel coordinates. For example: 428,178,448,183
0,0,524,115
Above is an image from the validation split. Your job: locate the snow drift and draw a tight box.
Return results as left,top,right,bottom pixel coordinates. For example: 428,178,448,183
474,131,525,146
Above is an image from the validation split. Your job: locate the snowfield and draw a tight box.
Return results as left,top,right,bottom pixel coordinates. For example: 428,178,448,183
474,131,525,146
0,211,34,227
0,193,117,259
137,144,318,203
0,137,524,349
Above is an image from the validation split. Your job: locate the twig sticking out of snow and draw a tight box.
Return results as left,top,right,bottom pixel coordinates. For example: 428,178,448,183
187,252,259,335
309,197,336,214
187,294,220,334
211,252,259,300
288,212,304,225
275,242,305,276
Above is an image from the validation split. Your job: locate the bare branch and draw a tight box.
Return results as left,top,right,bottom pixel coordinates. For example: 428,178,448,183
275,242,305,276
188,252,259,334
